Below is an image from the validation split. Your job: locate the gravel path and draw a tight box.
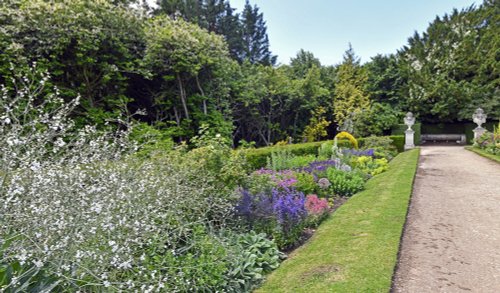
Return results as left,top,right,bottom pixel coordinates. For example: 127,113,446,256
392,146,500,293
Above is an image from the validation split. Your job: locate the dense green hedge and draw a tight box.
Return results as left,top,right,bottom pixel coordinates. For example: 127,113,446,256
391,123,421,145
244,136,404,169
421,121,498,144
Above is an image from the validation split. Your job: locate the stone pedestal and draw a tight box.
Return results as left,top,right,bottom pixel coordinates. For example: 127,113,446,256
405,129,415,150
473,126,486,140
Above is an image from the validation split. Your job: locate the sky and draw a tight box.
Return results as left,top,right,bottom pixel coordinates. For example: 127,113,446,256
229,0,478,65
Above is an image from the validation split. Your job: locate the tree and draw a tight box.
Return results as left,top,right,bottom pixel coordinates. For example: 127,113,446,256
290,49,321,78
303,107,331,142
0,0,145,126
333,45,370,127
142,16,231,136
396,1,499,122
240,0,276,65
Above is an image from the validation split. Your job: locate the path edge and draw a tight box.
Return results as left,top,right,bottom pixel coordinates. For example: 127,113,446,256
389,148,421,292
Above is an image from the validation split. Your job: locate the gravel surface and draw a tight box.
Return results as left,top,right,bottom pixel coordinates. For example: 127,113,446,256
392,146,500,293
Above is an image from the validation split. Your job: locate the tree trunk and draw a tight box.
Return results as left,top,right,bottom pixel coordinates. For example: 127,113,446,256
173,106,180,126
177,73,189,120
195,75,207,115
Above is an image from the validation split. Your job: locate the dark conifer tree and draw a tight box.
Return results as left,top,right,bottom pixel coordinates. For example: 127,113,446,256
240,0,277,65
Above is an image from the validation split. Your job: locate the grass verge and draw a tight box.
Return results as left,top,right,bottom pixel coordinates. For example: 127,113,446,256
256,149,420,293
465,146,500,163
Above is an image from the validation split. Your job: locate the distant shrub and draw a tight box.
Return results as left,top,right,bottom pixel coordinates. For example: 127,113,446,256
326,168,365,197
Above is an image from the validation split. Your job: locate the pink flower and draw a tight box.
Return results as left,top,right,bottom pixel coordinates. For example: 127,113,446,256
305,194,329,216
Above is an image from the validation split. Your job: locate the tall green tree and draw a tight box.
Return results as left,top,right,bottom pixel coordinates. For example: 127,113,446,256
333,45,370,127
397,1,499,122
0,0,145,125
240,0,276,65
143,16,232,135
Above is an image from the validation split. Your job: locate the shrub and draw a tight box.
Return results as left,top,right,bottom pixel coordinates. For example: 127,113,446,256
363,135,398,159
335,131,359,149
388,135,405,153
0,237,62,292
351,156,389,176
266,150,316,171
0,68,251,291
294,172,317,195
326,168,365,197
224,231,284,292
244,141,326,169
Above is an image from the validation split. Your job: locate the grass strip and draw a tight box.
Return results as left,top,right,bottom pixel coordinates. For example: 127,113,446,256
256,149,420,293
465,146,500,163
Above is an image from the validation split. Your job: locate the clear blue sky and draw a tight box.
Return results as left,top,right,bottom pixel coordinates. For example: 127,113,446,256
230,0,478,65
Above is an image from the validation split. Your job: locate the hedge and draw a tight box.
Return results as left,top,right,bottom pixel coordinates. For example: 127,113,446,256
421,121,498,144
244,135,404,170
391,123,421,145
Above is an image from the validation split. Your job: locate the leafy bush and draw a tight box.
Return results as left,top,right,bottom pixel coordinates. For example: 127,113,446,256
0,237,62,292
353,102,401,137
266,150,316,171
294,172,318,195
318,141,334,159
351,156,389,176
388,135,405,153
475,130,500,156
236,188,307,249
225,231,284,291
335,131,359,149
363,135,398,159
244,141,326,169
326,168,365,197
0,69,252,292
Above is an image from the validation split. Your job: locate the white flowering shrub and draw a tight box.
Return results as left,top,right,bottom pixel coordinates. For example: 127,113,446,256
0,67,282,292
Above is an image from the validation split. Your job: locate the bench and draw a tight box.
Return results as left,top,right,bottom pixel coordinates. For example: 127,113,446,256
421,134,466,144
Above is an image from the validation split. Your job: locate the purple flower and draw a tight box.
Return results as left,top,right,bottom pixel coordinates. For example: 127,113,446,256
235,188,307,243
342,148,375,157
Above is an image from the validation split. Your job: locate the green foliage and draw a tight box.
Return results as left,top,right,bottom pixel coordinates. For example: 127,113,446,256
363,135,399,159
266,150,316,171
0,238,61,292
388,135,405,153
318,141,334,160
294,172,318,195
245,141,325,169
183,125,249,190
240,1,277,65
326,168,365,197
397,2,500,122
351,156,389,176
129,122,174,157
225,231,284,291
353,102,401,137
0,0,144,126
391,123,422,145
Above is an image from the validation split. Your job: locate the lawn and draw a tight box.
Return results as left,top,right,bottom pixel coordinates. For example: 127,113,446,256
465,146,500,163
256,149,420,292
